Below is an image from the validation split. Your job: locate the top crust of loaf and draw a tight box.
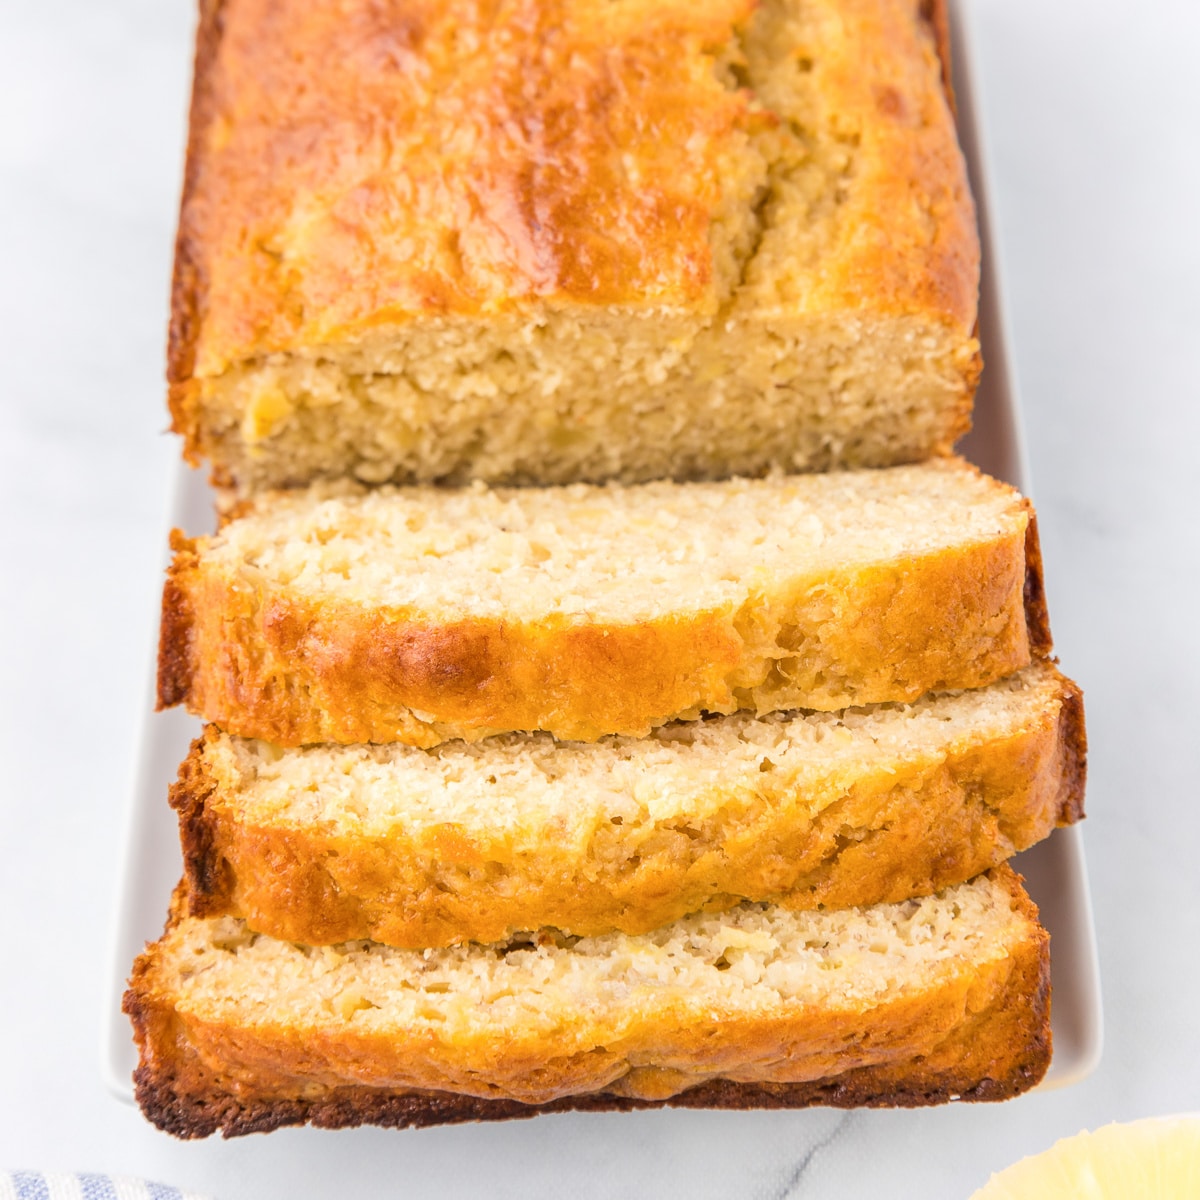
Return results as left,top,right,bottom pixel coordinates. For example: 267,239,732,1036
171,0,974,383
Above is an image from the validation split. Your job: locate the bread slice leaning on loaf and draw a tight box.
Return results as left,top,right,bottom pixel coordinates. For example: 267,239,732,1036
169,0,978,491
158,459,1052,747
174,662,1084,948
125,867,1050,1139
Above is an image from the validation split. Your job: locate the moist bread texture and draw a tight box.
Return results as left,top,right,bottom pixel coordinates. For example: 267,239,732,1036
175,663,1084,947
125,868,1050,1138
169,0,979,490
157,459,1051,747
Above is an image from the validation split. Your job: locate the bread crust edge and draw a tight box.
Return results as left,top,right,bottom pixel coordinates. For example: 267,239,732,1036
129,1043,1050,1141
166,0,225,465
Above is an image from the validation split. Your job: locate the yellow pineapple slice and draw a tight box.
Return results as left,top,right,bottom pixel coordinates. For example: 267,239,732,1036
972,1117,1200,1198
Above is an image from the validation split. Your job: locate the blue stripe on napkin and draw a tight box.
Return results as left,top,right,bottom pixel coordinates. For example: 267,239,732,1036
3,1175,204,1200
78,1176,117,1200
12,1173,50,1200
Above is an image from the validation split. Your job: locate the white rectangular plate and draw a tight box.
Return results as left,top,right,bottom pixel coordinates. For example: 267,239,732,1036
103,0,1102,1101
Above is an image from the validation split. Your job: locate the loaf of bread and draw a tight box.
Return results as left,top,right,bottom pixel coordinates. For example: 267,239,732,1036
169,0,978,491
125,867,1050,1138
174,662,1084,948
158,459,1051,747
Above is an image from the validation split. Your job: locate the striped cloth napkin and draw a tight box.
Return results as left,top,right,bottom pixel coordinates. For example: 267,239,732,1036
1,1176,212,1200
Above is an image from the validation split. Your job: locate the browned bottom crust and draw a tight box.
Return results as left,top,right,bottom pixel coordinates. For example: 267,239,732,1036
133,1019,1050,1141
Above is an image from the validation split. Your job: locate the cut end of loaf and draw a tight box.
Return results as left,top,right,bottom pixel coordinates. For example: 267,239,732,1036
177,315,978,491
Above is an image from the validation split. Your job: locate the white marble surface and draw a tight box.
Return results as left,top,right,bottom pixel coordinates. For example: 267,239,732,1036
1,1,1198,1196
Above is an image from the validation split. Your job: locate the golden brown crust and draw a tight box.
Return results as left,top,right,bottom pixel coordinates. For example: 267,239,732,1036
123,870,1051,1139
170,0,749,379
170,0,975,363
155,530,200,709
170,742,233,912
167,0,225,465
791,0,976,333
1054,674,1088,826
156,504,1047,746
175,667,1085,946
130,1026,1049,1140
921,0,955,116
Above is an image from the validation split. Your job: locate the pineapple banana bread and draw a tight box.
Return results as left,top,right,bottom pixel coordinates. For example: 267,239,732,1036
125,867,1050,1138
158,459,1051,747
174,663,1084,948
169,0,979,491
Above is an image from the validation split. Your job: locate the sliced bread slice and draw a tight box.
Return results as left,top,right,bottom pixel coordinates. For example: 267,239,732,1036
174,662,1084,948
159,459,1051,746
125,867,1050,1138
